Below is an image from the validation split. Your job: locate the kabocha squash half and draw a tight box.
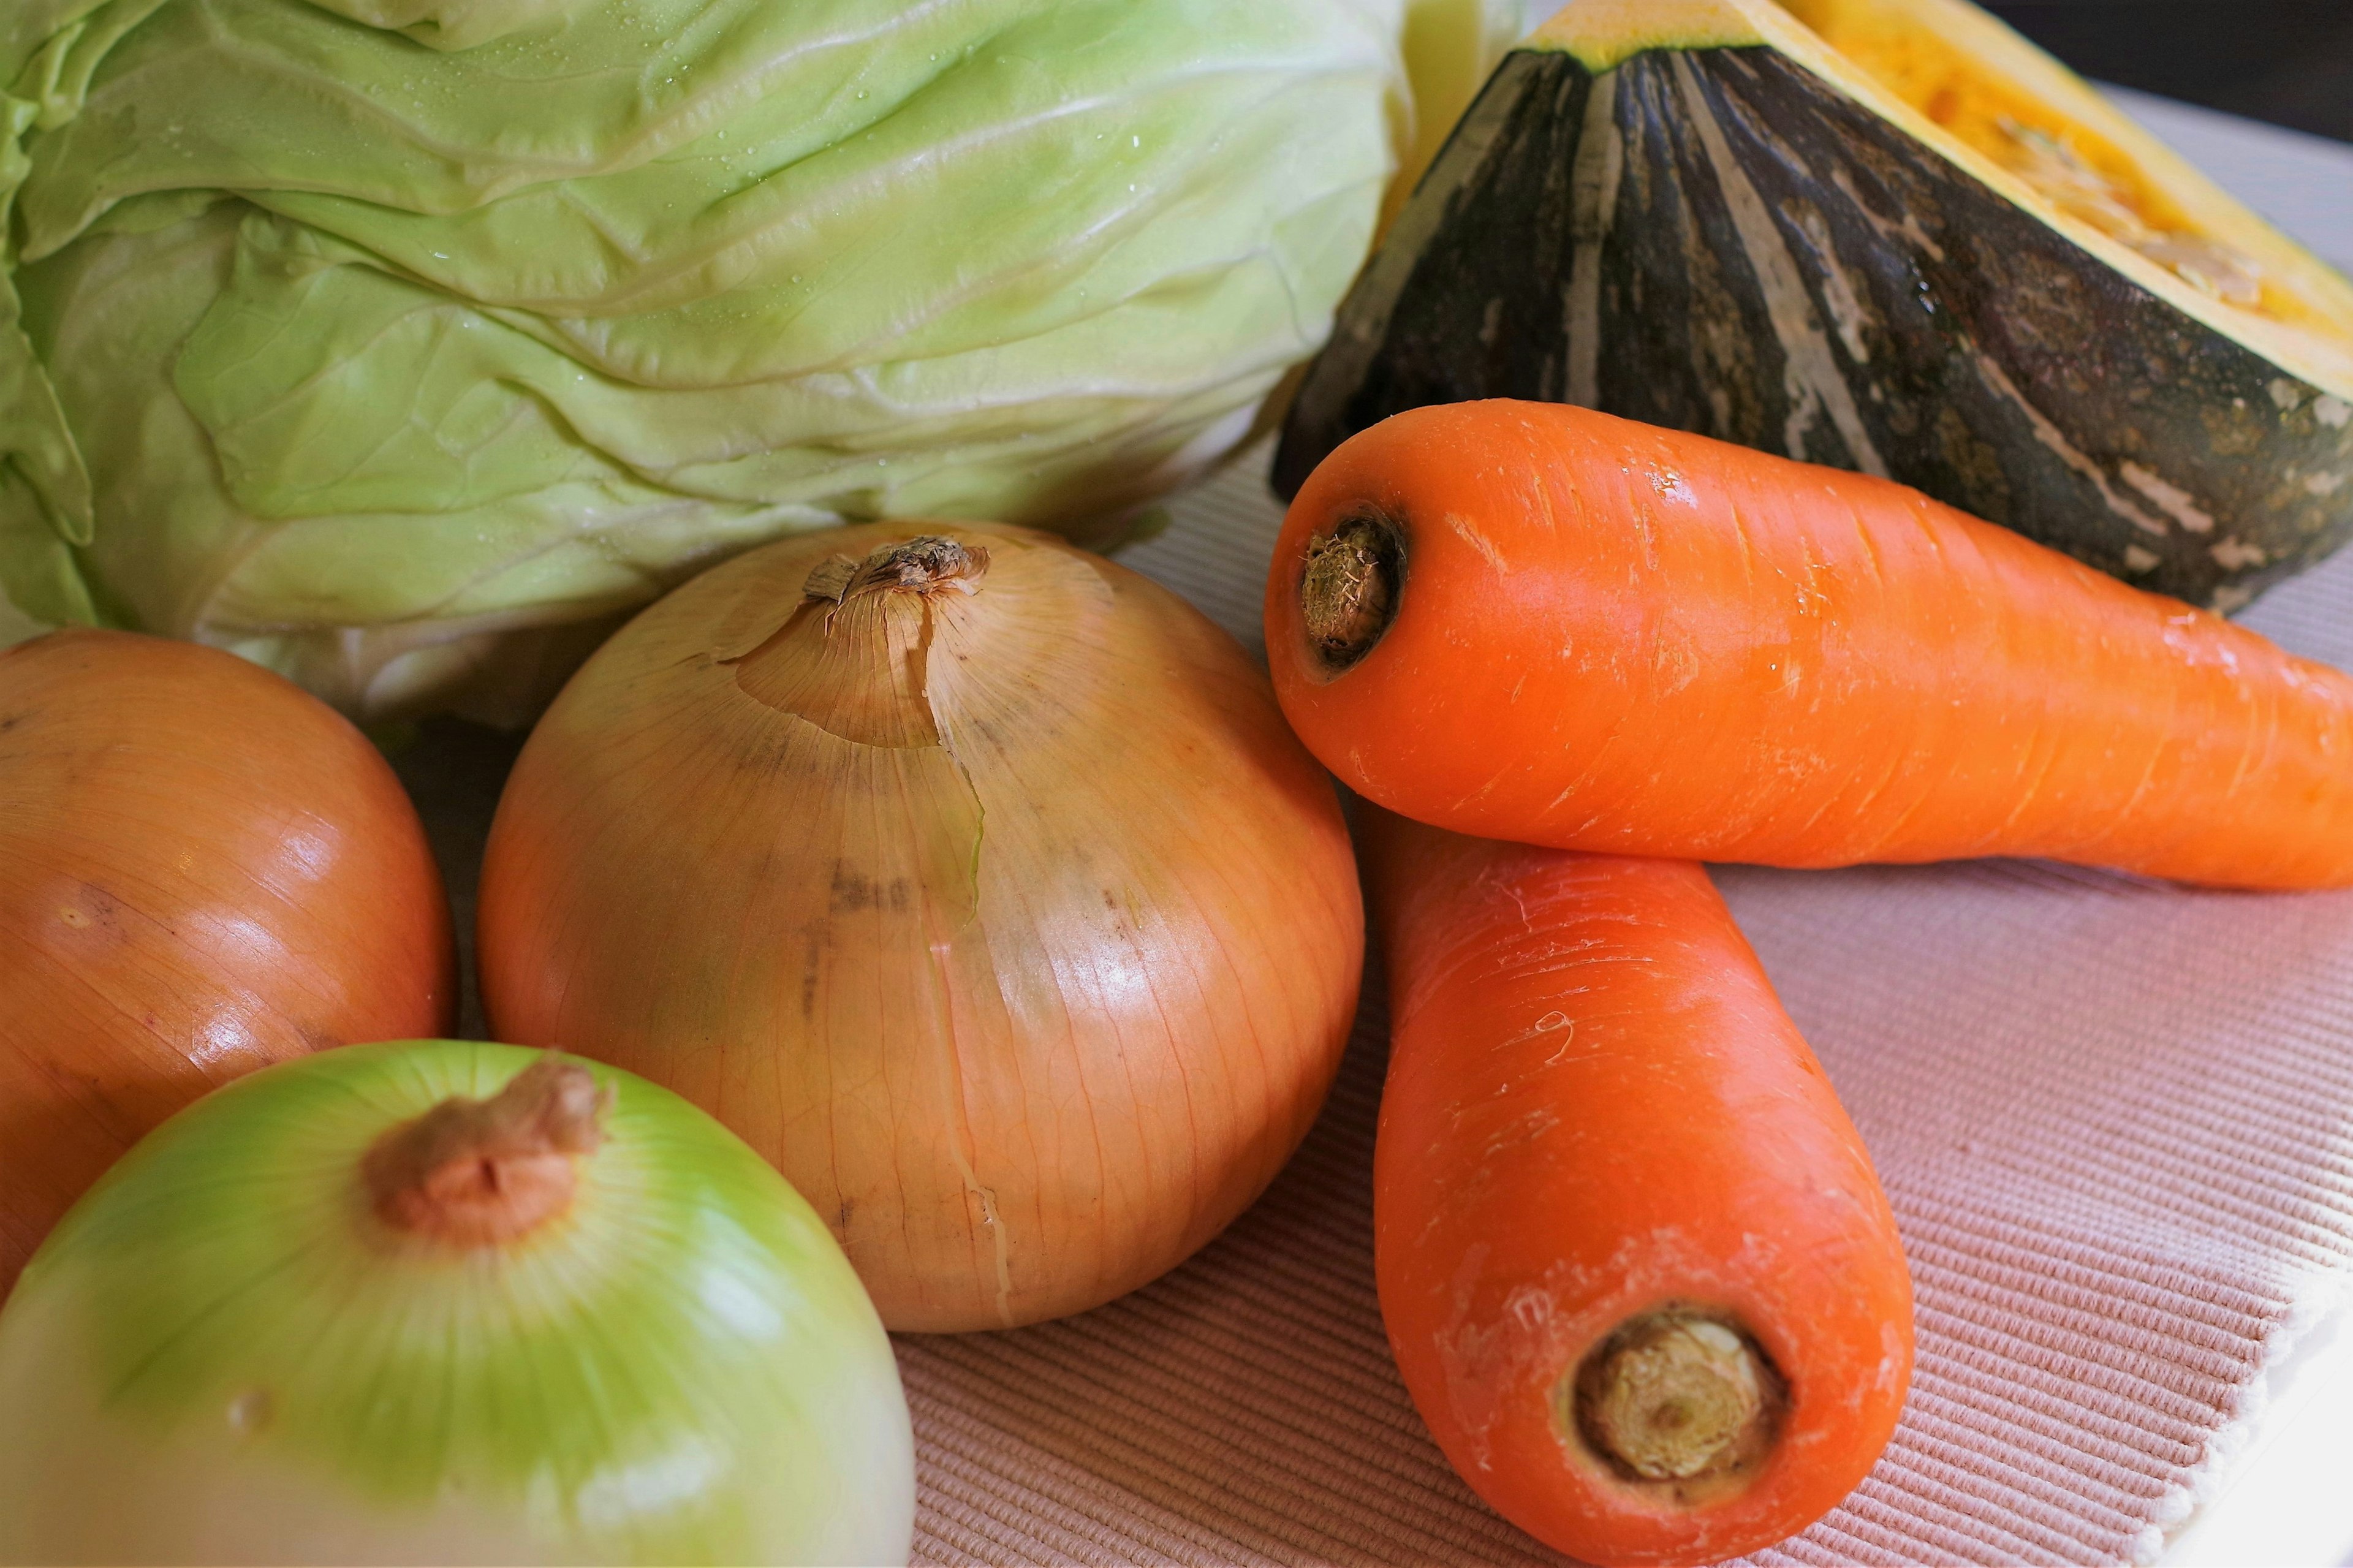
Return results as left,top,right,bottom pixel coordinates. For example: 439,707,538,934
1278,0,2353,611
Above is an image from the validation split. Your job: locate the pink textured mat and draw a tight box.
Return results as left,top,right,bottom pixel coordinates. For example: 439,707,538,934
890,452,2353,1567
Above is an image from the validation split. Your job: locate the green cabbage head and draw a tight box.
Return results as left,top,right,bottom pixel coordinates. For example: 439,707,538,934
0,0,1509,720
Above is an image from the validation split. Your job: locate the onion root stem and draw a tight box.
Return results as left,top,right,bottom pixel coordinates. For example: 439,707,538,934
362,1056,608,1249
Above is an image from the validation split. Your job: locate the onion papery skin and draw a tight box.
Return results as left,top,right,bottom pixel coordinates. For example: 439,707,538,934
0,629,453,1296
477,521,1363,1331
0,1040,914,1567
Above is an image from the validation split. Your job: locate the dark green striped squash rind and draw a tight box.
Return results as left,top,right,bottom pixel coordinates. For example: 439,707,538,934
1277,44,2353,612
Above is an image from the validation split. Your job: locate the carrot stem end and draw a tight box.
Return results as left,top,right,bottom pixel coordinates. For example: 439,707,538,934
1569,1310,1784,1493
1300,511,1403,672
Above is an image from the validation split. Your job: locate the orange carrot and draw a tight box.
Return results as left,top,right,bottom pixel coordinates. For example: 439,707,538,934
1363,806,1912,1568
1266,401,2353,888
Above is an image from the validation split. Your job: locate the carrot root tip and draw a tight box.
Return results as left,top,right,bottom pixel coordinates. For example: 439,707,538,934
1300,510,1403,672
1569,1310,1784,1491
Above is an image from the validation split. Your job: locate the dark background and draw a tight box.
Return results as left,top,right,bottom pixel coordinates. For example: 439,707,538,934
1983,1,2352,142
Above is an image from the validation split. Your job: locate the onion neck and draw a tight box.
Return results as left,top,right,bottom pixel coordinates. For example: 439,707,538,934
801,535,990,609
362,1056,609,1248
724,533,993,748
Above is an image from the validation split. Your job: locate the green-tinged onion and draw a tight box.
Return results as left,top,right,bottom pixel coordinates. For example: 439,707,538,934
0,1041,912,1567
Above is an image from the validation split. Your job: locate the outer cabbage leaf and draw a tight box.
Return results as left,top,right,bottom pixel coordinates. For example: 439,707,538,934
0,0,1507,719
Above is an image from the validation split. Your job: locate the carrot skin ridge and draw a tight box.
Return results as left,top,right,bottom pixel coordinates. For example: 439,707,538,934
1363,807,1913,1568
1267,401,2353,889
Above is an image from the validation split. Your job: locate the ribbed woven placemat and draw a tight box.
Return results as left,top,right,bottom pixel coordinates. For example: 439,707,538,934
887,447,2353,1568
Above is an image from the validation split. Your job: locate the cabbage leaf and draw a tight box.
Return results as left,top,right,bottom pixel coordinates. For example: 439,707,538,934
1,0,1509,718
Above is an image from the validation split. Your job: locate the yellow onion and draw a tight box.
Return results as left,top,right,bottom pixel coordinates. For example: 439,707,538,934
0,629,452,1297
478,523,1362,1330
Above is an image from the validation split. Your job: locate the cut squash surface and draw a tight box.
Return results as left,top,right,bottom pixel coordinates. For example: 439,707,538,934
1771,0,2346,342
1280,0,2353,610
1534,0,2353,393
